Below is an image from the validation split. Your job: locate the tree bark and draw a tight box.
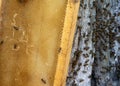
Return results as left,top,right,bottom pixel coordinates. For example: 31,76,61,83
66,0,120,86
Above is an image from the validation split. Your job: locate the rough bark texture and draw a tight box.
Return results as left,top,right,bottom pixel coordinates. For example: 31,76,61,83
66,0,120,86
66,0,94,86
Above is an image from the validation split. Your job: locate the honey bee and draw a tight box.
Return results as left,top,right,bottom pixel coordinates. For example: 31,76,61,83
13,26,19,30
83,53,89,58
85,59,89,63
76,67,80,71
84,4,87,9
41,78,46,84
73,71,77,76
81,0,84,4
100,0,104,3
93,1,97,7
83,33,86,38
18,0,28,3
106,3,110,8
73,0,79,3
88,22,91,26
84,63,88,66
84,38,89,44
72,81,77,86
118,12,120,16
89,15,92,18
77,16,82,20
58,47,61,53
79,79,84,82
102,66,110,71
83,47,89,51
13,44,18,49
100,70,106,74
103,46,107,51
89,50,93,54
88,75,91,78
78,63,82,66
67,76,72,79
110,52,115,56
78,26,82,30
82,71,87,73
0,40,4,45
80,3,83,8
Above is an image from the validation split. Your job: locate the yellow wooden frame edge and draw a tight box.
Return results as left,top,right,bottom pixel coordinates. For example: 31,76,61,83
53,0,80,86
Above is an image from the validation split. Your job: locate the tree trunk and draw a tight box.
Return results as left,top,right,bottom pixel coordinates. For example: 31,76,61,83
66,0,120,86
